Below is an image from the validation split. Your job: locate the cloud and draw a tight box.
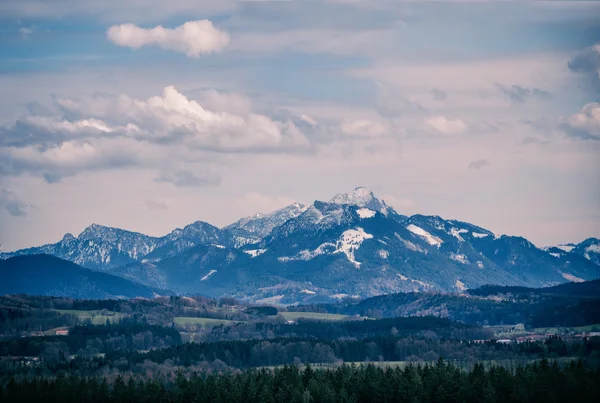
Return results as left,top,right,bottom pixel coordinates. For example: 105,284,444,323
559,102,600,141
0,189,28,216
18,26,34,39
430,88,447,101
2,86,312,154
155,169,221,188
25,101,54,117
467,159,490,171
184,88,253,115
145,199,168,210
3,85,403,184
426,116,467,134
340,119,388,138
494,83,553,104
522,136,549,146
375,82,427,118
568,43,600,89
107,20,230,58
0,138,142,181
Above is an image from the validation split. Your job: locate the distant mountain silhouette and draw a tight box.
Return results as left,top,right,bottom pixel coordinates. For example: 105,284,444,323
0,254,162,299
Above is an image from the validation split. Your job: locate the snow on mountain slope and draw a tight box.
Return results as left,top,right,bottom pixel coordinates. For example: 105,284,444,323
142,221,224,261
406,224,443,247
336,228,374,267
1,221,225,270
553,244,576,253
571,238,600,265
0,224,163,270
357,208,376,219
277,227,373,268
224,202,307,247
2,187,599,303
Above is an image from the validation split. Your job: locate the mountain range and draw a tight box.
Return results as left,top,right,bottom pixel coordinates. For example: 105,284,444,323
1,187,599,303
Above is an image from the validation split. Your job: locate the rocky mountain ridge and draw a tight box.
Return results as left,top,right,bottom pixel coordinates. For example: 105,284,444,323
2,187,599,303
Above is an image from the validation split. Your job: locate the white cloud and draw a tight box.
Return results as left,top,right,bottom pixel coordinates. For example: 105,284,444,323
0,86,322,183
340,119,388,138
560,103,600,141
5,86,312,153
0,138,143,180
426,116,467,134
18,26,34,39
107,20,230,58
185,89,253,115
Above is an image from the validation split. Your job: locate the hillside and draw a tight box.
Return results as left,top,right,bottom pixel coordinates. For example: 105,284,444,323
0,255,160,299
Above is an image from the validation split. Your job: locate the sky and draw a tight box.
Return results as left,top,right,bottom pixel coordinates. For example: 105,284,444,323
0,0,599,251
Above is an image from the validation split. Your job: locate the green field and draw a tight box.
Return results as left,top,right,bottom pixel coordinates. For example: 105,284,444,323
279,312,353,321
573,323,600,332
173,317,239,327
54,309,127,325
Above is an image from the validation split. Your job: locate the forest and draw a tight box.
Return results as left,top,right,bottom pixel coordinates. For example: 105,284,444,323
1,292,600,401
289,281,600,327
2,359,599,403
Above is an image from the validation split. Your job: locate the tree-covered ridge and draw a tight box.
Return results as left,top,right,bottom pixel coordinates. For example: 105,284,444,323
291,280,600,327
203,316,493,342
0,255,161,299
2,359,599,403
0,320,182,358
466,279,600,298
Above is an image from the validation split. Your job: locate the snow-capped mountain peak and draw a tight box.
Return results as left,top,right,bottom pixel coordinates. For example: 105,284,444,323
62,233,76,242
575,238,600,265
329,187,391,216
78,223,120,241
224,202,308,247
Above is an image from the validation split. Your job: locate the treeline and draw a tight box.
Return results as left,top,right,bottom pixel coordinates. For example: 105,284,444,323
106,335,600,370
290,292,600,328
468,280,600,298
0,320,182,358
529,299,600,328
2,359,600,403
205,316,494,343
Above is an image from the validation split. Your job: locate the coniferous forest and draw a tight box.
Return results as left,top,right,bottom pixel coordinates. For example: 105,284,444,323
2,359,600,403
1,293,600,402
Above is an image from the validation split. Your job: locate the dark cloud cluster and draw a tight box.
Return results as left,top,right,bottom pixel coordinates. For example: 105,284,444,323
376,82,427,118
467,159,490,171
568,44,600,91
431,88,447,101
0,189,28,217
494,83,553,104
155,169,221,188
